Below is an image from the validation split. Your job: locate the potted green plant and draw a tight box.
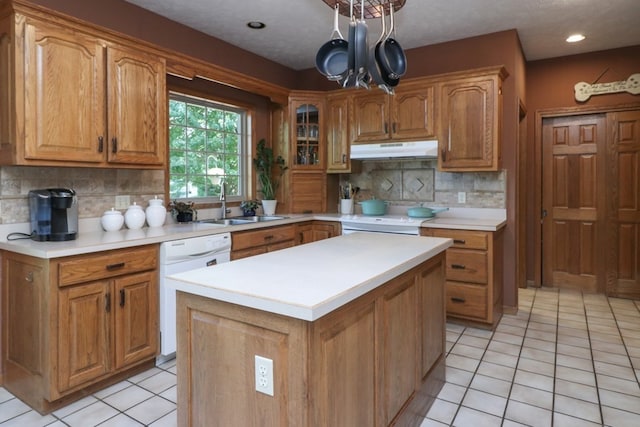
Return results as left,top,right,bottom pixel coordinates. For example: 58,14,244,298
253,138,288,215
240,199,260,216
168,200,197,223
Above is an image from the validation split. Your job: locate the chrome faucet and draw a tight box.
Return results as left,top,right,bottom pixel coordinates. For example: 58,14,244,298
219,179,227,219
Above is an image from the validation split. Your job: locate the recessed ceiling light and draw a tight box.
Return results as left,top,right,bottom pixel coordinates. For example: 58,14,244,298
247,21,266,29
566,34,586,43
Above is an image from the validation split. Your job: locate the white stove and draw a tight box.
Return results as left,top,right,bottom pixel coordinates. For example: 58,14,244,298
341,214,431,236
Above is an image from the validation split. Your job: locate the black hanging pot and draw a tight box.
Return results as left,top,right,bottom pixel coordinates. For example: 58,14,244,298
376,5,406,81
369,6,395,92
315,5,349,81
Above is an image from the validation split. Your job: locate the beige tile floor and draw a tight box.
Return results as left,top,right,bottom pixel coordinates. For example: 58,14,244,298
1,287,639,426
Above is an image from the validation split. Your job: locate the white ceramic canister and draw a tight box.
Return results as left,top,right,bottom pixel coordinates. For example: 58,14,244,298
101,208,124,231
146,196,166,227
124,202,146,229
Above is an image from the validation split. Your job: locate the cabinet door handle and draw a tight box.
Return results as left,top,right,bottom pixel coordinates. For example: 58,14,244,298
98,136,104,153
119,289,125,307
451,264,466,270
441,148,447,162
451,297,466,303
105,292,111,312
453,239,466,244
392,122,396,134
111,137,118,153
384,122,388,134
342,154,346,163
24,271,34,282
106,262,125,271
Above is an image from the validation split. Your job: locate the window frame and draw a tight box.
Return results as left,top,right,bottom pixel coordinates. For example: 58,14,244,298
167,90,252,204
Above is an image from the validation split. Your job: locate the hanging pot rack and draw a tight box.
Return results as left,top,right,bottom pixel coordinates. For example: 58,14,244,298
321,0,406,19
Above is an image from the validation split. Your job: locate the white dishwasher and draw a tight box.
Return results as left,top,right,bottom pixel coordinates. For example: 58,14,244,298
158,232,231,362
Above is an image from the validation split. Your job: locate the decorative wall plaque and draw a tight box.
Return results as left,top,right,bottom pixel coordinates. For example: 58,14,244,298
574,73,640,102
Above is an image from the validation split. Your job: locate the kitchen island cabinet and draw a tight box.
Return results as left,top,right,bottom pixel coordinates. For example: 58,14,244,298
169,233,451,426
0,4,166,168
1,245,159,414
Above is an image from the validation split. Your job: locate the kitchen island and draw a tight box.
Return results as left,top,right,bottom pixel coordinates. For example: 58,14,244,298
167,233,451,427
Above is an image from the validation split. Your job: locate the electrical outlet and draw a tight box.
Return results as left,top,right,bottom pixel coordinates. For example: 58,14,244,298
255,355,274,396
457,192,466,204
115,195,130,209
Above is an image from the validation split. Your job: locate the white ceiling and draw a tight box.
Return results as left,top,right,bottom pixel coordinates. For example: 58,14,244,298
125,0,640,71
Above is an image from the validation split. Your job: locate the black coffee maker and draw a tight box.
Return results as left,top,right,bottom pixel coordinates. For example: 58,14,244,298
28,188,78,241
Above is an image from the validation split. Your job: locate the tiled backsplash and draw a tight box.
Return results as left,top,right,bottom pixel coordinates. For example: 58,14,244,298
0,166,165,224
342,159,505,209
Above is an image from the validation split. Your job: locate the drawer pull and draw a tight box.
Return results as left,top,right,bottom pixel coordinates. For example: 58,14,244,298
105,292,111,312
451,297,466,303
25,271,34,282
111,137,118,153
119,289,125,307
106,262,125,271
453,239,466,244
264,235,274,241
451,263,466,269
98,136,104,153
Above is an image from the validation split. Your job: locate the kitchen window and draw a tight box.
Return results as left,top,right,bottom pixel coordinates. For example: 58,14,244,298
168,92,247,201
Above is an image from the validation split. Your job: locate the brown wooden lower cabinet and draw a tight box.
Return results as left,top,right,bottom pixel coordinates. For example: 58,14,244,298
176,254,446,426
1,245,159,414
231,224,296,260
295,220,341,245
421,227,503,328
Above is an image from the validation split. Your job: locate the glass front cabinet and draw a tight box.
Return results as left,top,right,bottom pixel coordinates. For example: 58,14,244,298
290,95,325,170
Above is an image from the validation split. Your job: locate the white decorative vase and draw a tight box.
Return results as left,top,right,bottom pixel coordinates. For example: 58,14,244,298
124,202,146,230
145,196,166,227
262,199,277,216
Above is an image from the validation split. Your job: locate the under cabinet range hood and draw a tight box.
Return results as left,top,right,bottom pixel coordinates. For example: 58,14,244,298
350,140,438,160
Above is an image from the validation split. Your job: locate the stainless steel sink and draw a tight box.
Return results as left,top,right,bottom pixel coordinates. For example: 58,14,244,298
197,215,288,226
242,215,288,222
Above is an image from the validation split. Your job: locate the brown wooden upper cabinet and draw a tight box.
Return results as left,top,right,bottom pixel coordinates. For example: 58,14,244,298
290,94,325,170
350,83,436,143
0,13,166,168
325,92,351,173
437,66,507,172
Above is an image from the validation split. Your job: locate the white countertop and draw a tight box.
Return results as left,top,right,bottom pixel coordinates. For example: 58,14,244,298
0,208,504,258
167,233,452,321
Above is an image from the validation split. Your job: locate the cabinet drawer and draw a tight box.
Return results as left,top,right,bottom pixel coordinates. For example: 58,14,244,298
232,225,296,251
446,249,488,284
58,246,157,287
446,282,487,320
428,229,488,250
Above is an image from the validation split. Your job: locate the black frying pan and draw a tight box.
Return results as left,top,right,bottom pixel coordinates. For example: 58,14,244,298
315,5,349,81
368,6,393,93
377,5,406,81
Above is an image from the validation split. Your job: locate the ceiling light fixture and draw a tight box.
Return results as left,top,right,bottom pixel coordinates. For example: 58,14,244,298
247,21,266,30
566,34,586,43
